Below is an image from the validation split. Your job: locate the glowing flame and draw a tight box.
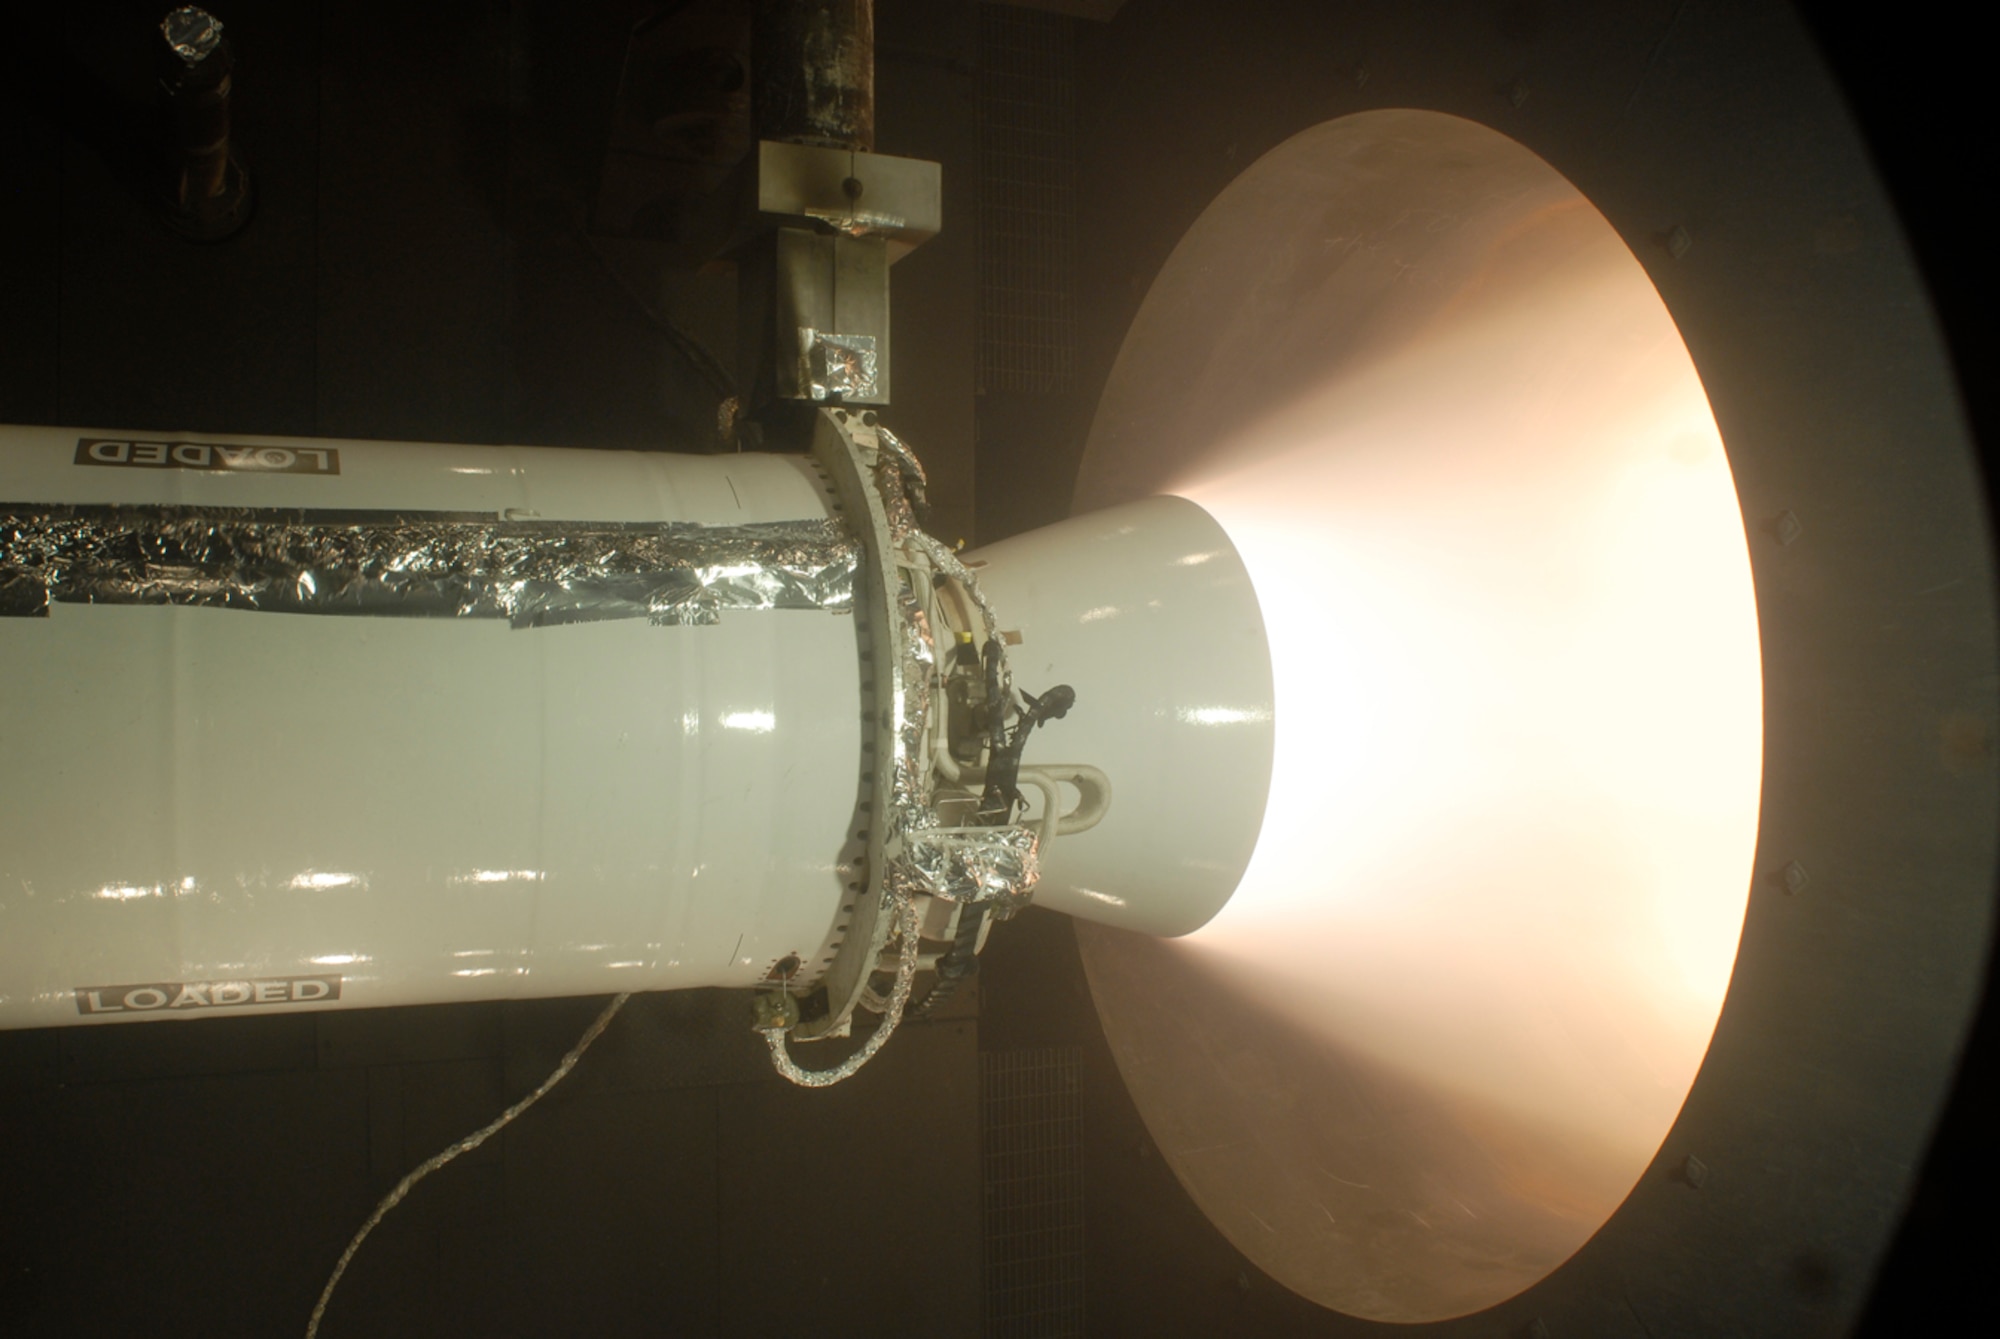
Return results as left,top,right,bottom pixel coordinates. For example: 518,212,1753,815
1067,108,1768,1323
1168,195,1762,1180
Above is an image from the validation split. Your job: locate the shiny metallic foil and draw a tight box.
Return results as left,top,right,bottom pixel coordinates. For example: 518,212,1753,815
873,426,928,540
870,439,1041,917
0,507,858,627
799,329,880,403
888,573,937,829
901,825,1041,910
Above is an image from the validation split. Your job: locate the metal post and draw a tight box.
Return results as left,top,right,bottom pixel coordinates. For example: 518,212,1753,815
157,6,252,240
751,0,874,152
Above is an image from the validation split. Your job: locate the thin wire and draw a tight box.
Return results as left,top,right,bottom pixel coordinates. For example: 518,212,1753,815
580,231,741,413
303,991,632,1339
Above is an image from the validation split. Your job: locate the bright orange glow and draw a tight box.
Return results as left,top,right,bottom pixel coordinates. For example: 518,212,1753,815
1073,110,1764,1322
1175,195,1762,1160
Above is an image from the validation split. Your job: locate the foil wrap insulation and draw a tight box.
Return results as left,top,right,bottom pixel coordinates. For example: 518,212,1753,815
763,896,923,1089
873,426,928,539
873,442,1041,915
799,329,880,403
887,574,938,834
912,531,1007,686
900,824,1041,910
0,506,858,628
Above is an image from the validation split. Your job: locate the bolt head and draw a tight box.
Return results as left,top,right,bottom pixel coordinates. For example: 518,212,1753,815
1781,860,1810,894
1681,1153,1710,1188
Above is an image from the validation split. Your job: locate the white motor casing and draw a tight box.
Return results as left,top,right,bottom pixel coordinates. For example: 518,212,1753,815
965,495,1275,938
0,426,864,1028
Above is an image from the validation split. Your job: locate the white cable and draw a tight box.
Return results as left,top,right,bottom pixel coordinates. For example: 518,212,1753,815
304,991,631,1339
762,893,922,1087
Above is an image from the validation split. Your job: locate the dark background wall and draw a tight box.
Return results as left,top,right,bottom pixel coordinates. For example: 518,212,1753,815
1,2,1992,1336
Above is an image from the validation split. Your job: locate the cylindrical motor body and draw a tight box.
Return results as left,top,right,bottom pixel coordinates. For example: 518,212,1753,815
965,496,1275,937
0,427,864,1028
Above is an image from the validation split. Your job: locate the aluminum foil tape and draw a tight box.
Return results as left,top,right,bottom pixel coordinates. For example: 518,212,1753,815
0,506,857,627
799,329,879,402
887,574,938,826
900,825,1041,910
870,436,1040,916
873,425,927,540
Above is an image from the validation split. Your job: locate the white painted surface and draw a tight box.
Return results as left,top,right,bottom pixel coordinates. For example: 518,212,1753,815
966,494,1275,937
0,428,863,1027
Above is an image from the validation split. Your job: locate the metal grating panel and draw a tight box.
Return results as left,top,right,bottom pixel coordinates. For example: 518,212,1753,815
976,5,1078,394
981,1046,1086,1337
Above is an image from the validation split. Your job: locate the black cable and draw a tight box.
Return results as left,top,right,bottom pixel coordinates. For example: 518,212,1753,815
919,669,1076,1019
910,905,986,1020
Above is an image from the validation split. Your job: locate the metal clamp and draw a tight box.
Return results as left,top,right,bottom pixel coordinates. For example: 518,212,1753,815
791,407,904,1041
